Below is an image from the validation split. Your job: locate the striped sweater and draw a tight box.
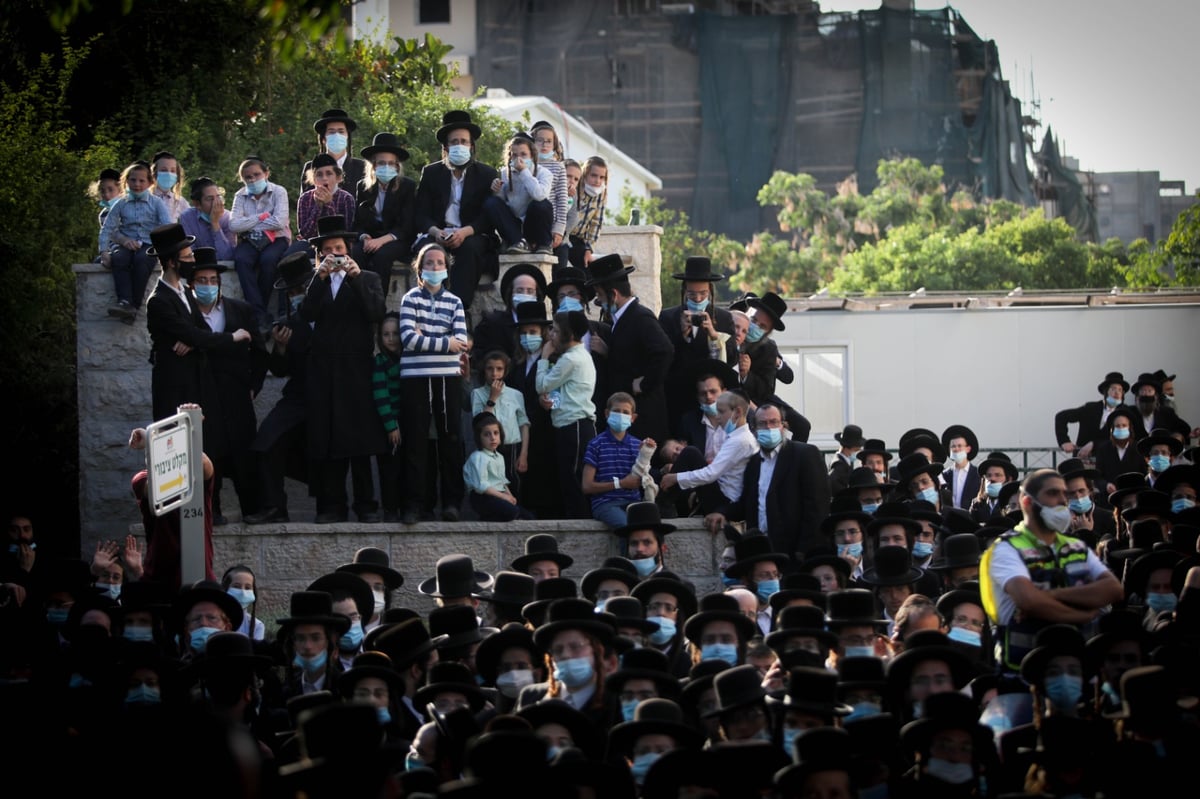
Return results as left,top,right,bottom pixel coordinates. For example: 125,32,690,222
372,351,402,432
398,285,468,378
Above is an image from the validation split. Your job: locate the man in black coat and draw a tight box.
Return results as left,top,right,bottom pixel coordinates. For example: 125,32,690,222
413,109,500,309
244,253,316,525
352,132,417,296
300,108,367,202
471,262,547,375
586,254,675,443
145,224,252,422
1129,372,1193,442
187,248,268,522
659,256,737,428
1054,371,1130,458
300,216,387,524
707,402,831,562
828,424,866,496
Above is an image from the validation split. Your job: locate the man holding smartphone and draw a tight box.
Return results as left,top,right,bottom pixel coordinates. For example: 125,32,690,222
658,256,738,430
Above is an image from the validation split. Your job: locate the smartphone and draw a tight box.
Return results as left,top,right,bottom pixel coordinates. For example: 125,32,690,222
691,313,706,326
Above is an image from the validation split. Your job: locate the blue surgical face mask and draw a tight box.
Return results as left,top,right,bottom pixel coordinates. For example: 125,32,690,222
339,621,364,652
700,401,718,417
245,178,268,196
190,626,221,653
646,616,676,646
1105,395,1120,407
289,294,304,312
724,417,737,435
1146,592,1177,613
630,751,660,782
686,298,709,313
782,727,802,756
511,293,536,306
227,587,255,608
447,144,471,166
98,582,122,601
377,706,392,725
198,211,211,224
404,753,425,771
912,541,934,559
324,132,348,154
608,411,633,434
846,701,882,722
126,684,162,705
700,643,738,665
1112,427,1131,441
99,198,117,210
193,284,219,305
421,269,448,287
621,699,639,722
1069,496,1093,514
843,645,874,659
557,296,584,313
1173,497,1196,513
947,626,981,647
553,656,595,688
1043,673,1083,710
745,322,765,343
1149,454,1172,473
861,502,880,515
949,450,968,464
926,757,973,785
293,650,328,674
123,625,154,642
985,480,1002,498
537,150,554,162
374,165,398,184
917,487,939,504
155,172,178,191
754,579,779,604
838,542,863,560
631,555,657,578
127,189,149,201
520,334,543,353
756,428,782,450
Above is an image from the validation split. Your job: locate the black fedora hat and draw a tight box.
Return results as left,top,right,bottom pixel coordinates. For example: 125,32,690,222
181,246,226,281
745,291,787,331
934,585,983,626
307,213,357,247
893,453,942,488
865,502,921,540
277,591,352,637
185,630,273,678
307,571,375,627
1137,428,1184,458
511,298,552,327
147,222,195,258
926,533,982,571
532,597,617,650
337,651,404,699
1019,624,1086,686
428,604,488,650
511,533,573,573
1098,371,1130,395
977,451,1018,481
1125,547,1182,598
898,429,946,463
436,109,482,144
1058,457,1101,482
835,424,866,448
1122,489,1173,522
613,501,676,538
941,425,979,461
500,262,548,302
413,661,487,715
474,622,541,685
631,572,698,620
336,546,404,590
359,132,410,162
478,570,536,606
820,495,874,534
1130,372,1162,396
418,554,493,599
516,699,603,759
728,290,756,312
366,617,447,669
604,596,662,636
671,255,725,282
824,589,888,630
768,572,827,613
770,666,852,717
683,592,757,645
604,647,679,698
172,579,244,632
898,691,993,755
678,658,731,712
273,250,317,291
688,358,739,392
885,630,974,693
773,727,854,792
703,664,767,718
860,546,923,587
856,439,892,464
609,697,704,755
1107,471,1148,506
581,557,639,600
723,533,790,580
840,467,893,495
1154,464,1199,498
313,108,357,134
765,604,838,653
796,548,852,586
546,266,594,303
521,576,579,627
836,655,887,692
584,252,635,285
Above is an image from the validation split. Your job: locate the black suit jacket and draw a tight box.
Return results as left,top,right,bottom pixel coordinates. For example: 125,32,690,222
1055,399,1112,449
658,304,737,425
413,159,499,235
603,298,675,442
828,454,853,496
300,156,367,202
941,465,981,511
352,177,417,252
720,440,831,560
200,296,269,458
1132,406,1191,441
1093,439,1144,488
739,337,780,406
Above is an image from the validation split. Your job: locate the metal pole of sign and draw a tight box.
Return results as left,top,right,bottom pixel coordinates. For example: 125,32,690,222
180,405,206,585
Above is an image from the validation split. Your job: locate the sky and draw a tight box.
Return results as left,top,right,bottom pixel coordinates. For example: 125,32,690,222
828,0,1200,193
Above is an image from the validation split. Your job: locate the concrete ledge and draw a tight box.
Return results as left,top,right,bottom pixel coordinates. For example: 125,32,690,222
196,516,722,635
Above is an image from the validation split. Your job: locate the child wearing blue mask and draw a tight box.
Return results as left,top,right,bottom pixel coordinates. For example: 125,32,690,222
89,168,122,236
484,133,554,255
99,161,172,321
230,156,291,329
582,392,650,528
150,150,188,221
221,564,266,641
464,412,534,521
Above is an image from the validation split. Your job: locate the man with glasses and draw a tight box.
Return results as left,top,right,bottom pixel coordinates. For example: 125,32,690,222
981,469,1123,673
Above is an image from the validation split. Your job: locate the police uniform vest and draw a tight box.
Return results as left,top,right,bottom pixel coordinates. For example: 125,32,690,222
981,523,1091,671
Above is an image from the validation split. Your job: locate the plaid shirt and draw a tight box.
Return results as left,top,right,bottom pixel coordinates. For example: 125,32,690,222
569,188,605,246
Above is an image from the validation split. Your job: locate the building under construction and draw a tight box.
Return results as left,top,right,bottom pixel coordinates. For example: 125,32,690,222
452,0,1034,241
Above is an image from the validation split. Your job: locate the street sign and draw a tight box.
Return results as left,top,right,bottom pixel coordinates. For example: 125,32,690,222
146,411,193,516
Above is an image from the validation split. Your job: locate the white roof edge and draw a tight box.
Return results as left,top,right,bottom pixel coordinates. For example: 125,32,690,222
472,93,663,190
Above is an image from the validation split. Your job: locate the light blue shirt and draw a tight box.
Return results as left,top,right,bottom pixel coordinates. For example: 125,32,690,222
471,384,529,445
535,343,596,428
464,448,510,494
99,193,172,252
